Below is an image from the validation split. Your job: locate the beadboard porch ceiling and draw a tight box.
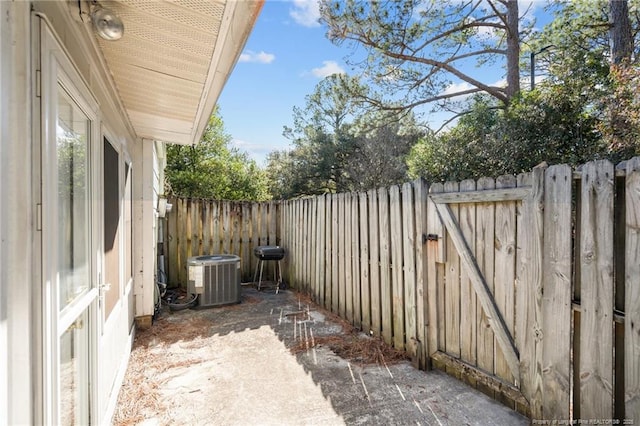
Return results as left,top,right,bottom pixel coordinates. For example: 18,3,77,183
92,0,262,145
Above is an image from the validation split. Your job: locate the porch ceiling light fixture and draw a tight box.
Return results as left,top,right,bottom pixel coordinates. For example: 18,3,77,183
91,3,124,41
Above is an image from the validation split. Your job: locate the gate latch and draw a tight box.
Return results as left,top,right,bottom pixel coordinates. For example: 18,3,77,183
423,233,439,244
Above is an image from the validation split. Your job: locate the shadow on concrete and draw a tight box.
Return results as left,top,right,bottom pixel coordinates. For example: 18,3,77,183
115,286,529,425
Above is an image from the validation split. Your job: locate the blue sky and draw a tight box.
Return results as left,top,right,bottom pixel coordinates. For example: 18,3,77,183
217,0,549,166
218,0,344,166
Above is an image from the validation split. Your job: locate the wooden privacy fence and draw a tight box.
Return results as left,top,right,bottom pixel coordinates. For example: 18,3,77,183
163,198,280,284
165,158,640,423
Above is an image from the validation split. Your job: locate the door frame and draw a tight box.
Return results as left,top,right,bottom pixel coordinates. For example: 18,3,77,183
38,19,102,425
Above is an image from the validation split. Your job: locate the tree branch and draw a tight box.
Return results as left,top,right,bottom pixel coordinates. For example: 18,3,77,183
486,0,509,27
358,86,504,113
413,18,506,53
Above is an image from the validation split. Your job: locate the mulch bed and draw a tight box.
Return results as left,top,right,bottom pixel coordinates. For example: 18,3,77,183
288,291,409,366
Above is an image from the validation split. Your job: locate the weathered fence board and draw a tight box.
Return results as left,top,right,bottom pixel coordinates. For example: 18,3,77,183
302,198,309,291
351,195,361,329
443,181,461,371
626,158,640,421
414,179,428,369
402,182,417,360
315,196,324,304
474,177,496,390
579,160,615,419
390,185,405,351
516,167,544,419
346,193,355,322
379,187,392,345
241,203,251,274
359,192,371,333
459,179,477,368
331,194,339,313
339,193,347,318
541,165,572,420
324,194,333,309
426,183,443,360
368,188,381,336
494,175,517,385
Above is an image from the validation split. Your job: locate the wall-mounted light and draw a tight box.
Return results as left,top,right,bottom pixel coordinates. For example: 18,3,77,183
91,3,124,41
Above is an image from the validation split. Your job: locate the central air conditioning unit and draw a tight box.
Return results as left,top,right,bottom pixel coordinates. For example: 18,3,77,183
187,255,241,308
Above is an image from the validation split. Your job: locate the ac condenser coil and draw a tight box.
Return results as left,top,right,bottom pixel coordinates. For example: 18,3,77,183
187,255,241,308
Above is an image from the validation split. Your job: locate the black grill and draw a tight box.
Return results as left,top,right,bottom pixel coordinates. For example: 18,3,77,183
253,245,285,261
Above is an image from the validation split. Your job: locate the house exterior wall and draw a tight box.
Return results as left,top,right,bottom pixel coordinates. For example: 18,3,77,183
133,139,161,323
0,2,33,425
0,1,160,424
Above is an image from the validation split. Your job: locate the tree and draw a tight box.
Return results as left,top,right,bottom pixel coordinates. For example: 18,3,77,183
599,64,640,161
275,75,364,196
407,91,606,183
319,0,525,122
345,112,424,190
267,75,423,198
609,0,634,64
165,107,270,201
407,96,505,182
532,0,640,160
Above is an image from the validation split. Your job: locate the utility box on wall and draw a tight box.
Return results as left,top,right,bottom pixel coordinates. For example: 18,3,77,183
187,255,241,308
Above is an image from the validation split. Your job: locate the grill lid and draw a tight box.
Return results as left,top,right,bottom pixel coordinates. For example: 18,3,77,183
253,246,285,260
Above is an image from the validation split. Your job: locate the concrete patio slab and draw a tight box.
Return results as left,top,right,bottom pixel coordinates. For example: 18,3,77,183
114,287,529,425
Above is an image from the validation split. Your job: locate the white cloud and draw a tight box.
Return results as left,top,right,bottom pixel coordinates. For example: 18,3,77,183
230,139,272,165
290,0,321,28
519,0,545,14
441,81,475,97
239,50,275,64
491,78,507,88
310,60,345,78
476,23,500,40
442,78,507,98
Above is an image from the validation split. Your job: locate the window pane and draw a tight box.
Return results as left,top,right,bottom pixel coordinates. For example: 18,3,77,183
59,310,89,425
103,139,120,318
57,87,90,310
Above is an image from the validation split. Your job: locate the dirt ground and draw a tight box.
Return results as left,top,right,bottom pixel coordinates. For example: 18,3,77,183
112,286,528,425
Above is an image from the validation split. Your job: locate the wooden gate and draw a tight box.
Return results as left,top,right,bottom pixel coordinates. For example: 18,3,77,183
424,168,544,415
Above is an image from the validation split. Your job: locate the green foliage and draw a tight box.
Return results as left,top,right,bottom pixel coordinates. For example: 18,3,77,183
265,127,349,199
267,76,423,198
530,0,640,161
599,64,640,161
345,113,423,191
407,97,507,182
165,108,270,201
407,92,606,182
